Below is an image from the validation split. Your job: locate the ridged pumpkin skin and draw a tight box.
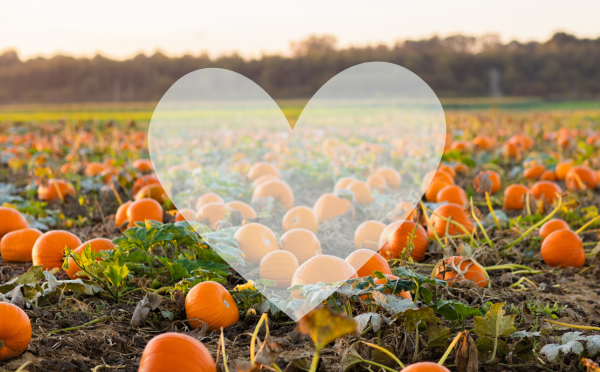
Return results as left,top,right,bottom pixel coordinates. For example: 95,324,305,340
131,175,160,196
234,223,279,264
37,179,75,201
428,203,474,238
541,230,585,268
345,249,392,277
0,207,29,239
0,302,32,361
424,180,450,202
282,206,319,234
378,221,429,262
259,250,299,288
185,281,239,331
291,255,358,298
0,228,42,262
32,230,82,270
115,201,133,227
280,228,322,264
139,332,216,372
503,184,529,210
401,362,450,372
65,238,115,279
354,220,386,250
313,193,352,221
539,219,570,239
134,184,167,204
127,198,163,227
433,256,488,288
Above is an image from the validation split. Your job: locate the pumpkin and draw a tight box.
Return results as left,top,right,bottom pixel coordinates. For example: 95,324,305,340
453,163,469,174
346,180,374,204
354,221,386,250
473,135,495,150
523,164,545,180
282,206,319,234
32,230,82,270
565,166,598,191
134,184,168,204
252,174,279,188
127,198,163,227
433,256,488,288
0,302,32,362
541,230,585,268
503,184,528,210
252,179,295,209
65,238,115,279
375,167,402,189
291,255,357,298
131,175,160,195
196,202,231,229
378,221,429,262
428,203,474,238
425,180,450,202
225,201,257,220
502,142,520,158
421,171,454,193
175,208,197,222
0,207,29,239
263,151,281,163
539,219,570,239
472,170,501,194
530,181,561,205
436,185,468,205
233,223,279,264
132,159,153,172
313,193,352,221
345,249,392,277
185,281,239,331
247,162,280,181
37,179,75,201
115,201,133,227
259,250,299,289
0,228,42,263
540,170,556,181
334,177,356,191
400,362,450,372
280,228,322,265
366,174,387,191
555,161,573,181
372,274,412,300
139,332,216,372
509,134,534,150
84,162,107,177
195,193,224,211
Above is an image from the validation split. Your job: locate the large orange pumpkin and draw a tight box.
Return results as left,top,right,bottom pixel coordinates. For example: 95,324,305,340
345,249,392,277
32,230,82,270
185,281,239,331
259,250,299,289
127,198,163,227
233,223,279,264
539,219,570,239
37,179,75,201
565,166,598,191
354,220,386,250
65,238,115,279
0,207,29,239
282,206,319,234
378,221,429,262
503,184,528,210
139,332,216,372
291,255,357,298
313,193,352,221
0,302,32,362
428,204,474,238
433,256,488,288
400,362,450,372
0,228,42,263
530,181,561,205
280,228,322,265
425,180,450,202
541,230,585,268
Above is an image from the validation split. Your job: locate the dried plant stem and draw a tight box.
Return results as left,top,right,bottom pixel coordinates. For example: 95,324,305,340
485,191,501,230
470,197,494,247
576,215,600,234
544,319,600,331
250,313,269,365
438,330,466,366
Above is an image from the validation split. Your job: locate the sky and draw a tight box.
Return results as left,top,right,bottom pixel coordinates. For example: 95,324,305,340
2,0,599,61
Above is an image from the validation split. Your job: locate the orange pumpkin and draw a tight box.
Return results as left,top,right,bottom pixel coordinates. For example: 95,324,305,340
259,250,299,289
247,162,280,181
453,163,469,174
425,180,450,202
65,238,115,279
345,249,392,277
0,302,32,362
0,228,42,263
366,174,387,191
195,193,224,211
174,208,197,222
32,230,82,270
280,228,322,265
132,159,153,172
473,135,495,150
541,230,585,268
502,142,520,158
346,180,374,204
134,184,168,204
433,256,488,288
555,161,573,181
472,170,501,194
373,274,412,300
131,175,160,196
127,198,163,227
196,202,231,229
333,177,356,191
375,167,402,189
0,207,29,239
565,166,598,191
539,219,570,239
530,181,561,205
428,204,474,238
540,170,556,181
503,184,528,210
354,221,386,250
225,201,257,220
523,164,545,180
282,206,319,234
139,332,216,372
185,281,239,331
400,362,450,372
436,185,468,205
115,201,133,227
233,223,279,264
84,162,107,177
378,221,429,262
252,179,295,209
37,179,75,201
291,255,358,298
313,193,352,221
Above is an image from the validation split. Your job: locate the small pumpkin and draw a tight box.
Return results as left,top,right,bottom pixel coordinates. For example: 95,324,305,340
127,198,163,227
366,174,387,191
282,206,319,234
247,162,280,181
280,228,322,265
428,203,474,238
530,181,561,205
565,166,598,191
132,159,153,172
472,170,501,194
115,200,133,227
225,201,257,220
523,164,545,180
378,221,429,262
0,228,42,263
134,184,168,204
195,193,225,211
185,281,239,331
84,162,107,177
259,250,299,289
233,223,279,264
433,256,488,288
32,230,82,271
334,177,356,191
424,180,450,202
131,175,160,195
37,179,75,201
174,208,197,222
252,179,295,210
196,202,231,229
554,160,573,181
313,193,352,221
346,180,374,204
65,238,115,279
541,230,585,268
375,167,402,189
539,219,570,239
345,249,392,277
354,220,386,250
0,302,32,361
436,184,467,205
139,332,216,372
503,184,529,210
400,362,450,372
0,207,29,239
291,255,357,298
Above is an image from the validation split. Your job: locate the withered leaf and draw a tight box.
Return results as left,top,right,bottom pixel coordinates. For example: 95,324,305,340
297,305,356,351
455,331,478,372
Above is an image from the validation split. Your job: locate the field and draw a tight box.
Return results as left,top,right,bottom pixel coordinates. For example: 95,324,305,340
1,102,600,372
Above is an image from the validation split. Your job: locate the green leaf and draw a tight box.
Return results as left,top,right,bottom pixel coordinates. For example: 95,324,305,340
399,307,440,332
103,264,130,289
157,257,190,283
476,337,509,361
473,302,516,363
371,291,417,316
426,323,451,351
434,299,481,322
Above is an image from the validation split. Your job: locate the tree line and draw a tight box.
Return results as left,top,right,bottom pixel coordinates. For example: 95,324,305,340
0,32,599,104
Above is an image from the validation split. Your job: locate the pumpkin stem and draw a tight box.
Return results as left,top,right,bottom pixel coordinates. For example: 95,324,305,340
575,215,600,234
219,328,230,372
250,313,269,365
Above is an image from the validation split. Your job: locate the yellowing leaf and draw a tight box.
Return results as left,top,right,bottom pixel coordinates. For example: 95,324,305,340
297,305,356,351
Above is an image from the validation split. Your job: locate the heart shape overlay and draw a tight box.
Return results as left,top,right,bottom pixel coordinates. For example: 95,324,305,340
148,62,446,321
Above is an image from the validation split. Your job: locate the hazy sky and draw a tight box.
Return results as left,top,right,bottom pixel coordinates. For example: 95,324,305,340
2,0,599,60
